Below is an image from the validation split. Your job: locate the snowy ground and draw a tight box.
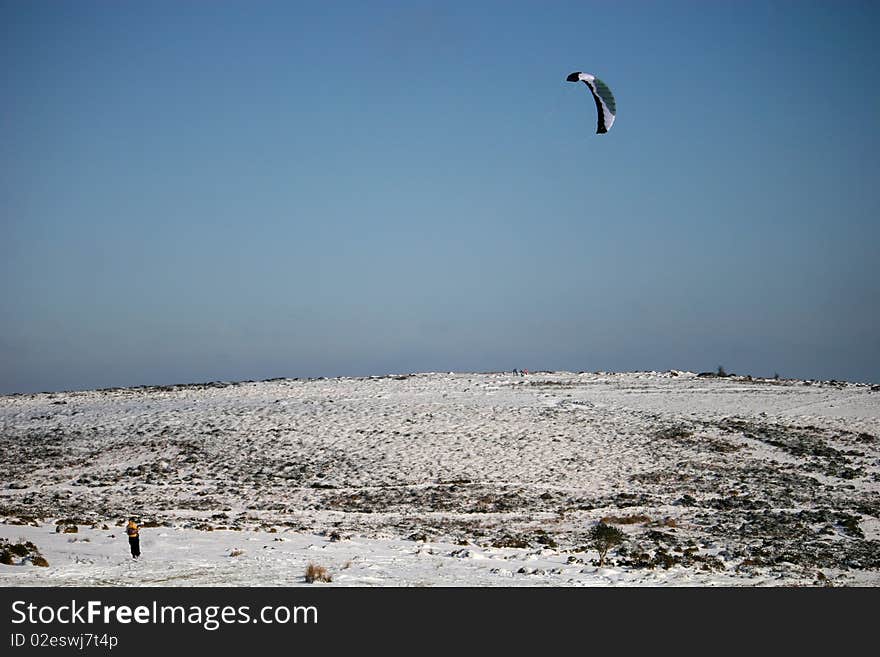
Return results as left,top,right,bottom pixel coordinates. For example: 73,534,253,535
2,370,879,586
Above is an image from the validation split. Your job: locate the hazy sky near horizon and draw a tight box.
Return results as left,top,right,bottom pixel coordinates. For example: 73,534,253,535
2,0,879,393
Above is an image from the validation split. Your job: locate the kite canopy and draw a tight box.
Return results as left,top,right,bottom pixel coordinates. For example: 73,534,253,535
566,72,616,134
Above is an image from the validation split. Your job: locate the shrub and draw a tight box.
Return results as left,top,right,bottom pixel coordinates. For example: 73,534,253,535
0,540,47,567
589,522,625,567
533,531,558,548
304,563,332,583
9,543,30,557
491,535,530,549
56,518,88,527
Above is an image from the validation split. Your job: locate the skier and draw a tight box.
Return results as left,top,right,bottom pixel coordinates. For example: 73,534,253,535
126,517,140,559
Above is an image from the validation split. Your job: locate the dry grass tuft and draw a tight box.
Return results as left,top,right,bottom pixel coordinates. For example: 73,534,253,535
305,562,332,583
600,514,652,525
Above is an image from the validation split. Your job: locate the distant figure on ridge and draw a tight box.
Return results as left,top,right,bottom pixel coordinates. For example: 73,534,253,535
126,517,140,559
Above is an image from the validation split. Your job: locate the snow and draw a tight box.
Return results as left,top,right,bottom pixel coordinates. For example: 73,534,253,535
0,523,768,587
2,371,878,586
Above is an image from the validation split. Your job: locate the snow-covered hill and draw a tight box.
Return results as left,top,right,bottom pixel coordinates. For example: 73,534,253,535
2,371,878,586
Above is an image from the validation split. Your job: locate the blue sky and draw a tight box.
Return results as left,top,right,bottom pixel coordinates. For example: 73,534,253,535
2,0,878,393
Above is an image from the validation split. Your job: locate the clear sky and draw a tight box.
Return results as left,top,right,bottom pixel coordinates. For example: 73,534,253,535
2,0,879,393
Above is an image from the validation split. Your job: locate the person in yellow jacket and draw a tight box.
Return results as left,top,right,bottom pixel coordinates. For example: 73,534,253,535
126,518,140,559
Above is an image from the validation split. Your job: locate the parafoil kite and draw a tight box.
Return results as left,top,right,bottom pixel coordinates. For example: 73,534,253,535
566,72,616,134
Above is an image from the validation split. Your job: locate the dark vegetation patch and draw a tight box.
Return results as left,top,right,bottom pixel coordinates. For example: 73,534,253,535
711,419,869,480
532,529,558,548
617,545,725,572
602,529,721,572
0,538,48,567
522,380,583,389
653,426,694,441
600,514,652,525
850,496,880,519
692,509,880,571
54,517,95,527
4,516,41,526
96,381,236,396
321,484,568,514
491,535,531,549
632,461,828,509
652,425,744,454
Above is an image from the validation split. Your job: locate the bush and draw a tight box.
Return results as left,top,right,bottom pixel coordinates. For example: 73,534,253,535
491,535,530,549
9,543,30,557
0,539,47,567
589,522,625,567
304,563,332,583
